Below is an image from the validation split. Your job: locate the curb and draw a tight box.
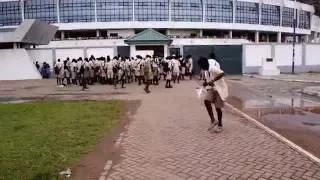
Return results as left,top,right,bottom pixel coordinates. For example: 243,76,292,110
243,74,320,84
226,103,320,166
301,90,320,98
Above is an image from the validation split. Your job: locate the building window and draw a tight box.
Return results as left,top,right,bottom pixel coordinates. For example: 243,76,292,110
97,0,133,22
299,10,310,29
261,4,280,26
236,1,259,24
282,7,295,28
59,0,95,23
24,0,57,24
205,0,233,23
171,0,202,22
134,0,169,21
0,1,21,26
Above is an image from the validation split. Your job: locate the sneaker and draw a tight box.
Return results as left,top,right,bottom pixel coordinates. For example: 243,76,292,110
208,121,218,131
214,126,223,133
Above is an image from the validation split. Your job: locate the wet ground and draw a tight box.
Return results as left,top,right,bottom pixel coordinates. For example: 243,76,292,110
227,76,320,158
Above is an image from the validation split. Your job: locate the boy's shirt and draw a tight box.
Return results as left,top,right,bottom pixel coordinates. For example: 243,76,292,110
204,66,228,101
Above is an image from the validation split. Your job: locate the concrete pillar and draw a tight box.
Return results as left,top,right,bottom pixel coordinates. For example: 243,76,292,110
164,44,168,57
266,34,270,42
13,43,18,49
199,30,203,37
84,47,88,58
61,31,65,40
96,29,100,37
57,0,60,23
277,32,282,43
202,1,206,22
258,2,262,25
130,45,136,58
296,9,300,28
229,30,233,39
20,0,24,21
94,0,97,22
113,46,118,57
232,0,236,23
169,0,172,21
305,35,309,43
166,29,170,36
279,6,283,26
132,0,135,21
255,31,259,43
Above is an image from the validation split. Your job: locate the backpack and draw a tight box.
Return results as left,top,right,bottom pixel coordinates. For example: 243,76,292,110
54,66,60,75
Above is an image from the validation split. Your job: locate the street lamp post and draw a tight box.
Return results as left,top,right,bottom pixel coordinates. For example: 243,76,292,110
292,1,297,74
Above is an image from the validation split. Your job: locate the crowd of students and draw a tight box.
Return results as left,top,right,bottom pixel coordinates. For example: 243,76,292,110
53,53,228,133
53,54,194,92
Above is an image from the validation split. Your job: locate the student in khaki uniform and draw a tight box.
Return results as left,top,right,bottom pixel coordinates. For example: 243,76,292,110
112,57,119,89
164,56,173,88
186,55,193,80
105,56,113,85
135,55,144,85
143,55,153,93
54,59,63,86
172,56,181,84
198,57,228,133
70,59,77,85
118,58,126,88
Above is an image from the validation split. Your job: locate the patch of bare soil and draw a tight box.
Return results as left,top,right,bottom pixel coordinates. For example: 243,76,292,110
71,100,141,180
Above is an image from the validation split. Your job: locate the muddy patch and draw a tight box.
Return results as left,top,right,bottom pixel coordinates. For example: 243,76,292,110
71,100,141,180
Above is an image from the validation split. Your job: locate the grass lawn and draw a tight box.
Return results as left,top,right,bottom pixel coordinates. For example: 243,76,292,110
0,100,123,180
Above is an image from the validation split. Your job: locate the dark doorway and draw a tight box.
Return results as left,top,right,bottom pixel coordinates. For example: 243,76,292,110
169,48,180,56
136,45,164,57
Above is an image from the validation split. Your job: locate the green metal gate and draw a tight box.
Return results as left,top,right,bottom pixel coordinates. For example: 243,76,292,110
183,45,242,75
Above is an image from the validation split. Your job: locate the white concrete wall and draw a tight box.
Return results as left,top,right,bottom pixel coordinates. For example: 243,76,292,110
274,44,302,66
172,38,250,46
38,38,250,49
87,48,114,59
38,39,126,48
107,29,135,38
244,45,272,67
55,49,84,61
27,49,54,68
305,44,320,65
0,49,41,80
168,29,200,37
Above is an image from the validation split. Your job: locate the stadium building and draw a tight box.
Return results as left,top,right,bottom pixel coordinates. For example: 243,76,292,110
0,0,320,80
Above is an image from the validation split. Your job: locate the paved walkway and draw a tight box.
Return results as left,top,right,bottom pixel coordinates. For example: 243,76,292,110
107,81,320,180
0,79,320,180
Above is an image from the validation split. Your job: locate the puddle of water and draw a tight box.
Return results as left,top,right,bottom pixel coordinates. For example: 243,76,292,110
228,95,320,158
228,95,320,109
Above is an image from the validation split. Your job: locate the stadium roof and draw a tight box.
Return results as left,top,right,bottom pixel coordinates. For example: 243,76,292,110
0,19,58,45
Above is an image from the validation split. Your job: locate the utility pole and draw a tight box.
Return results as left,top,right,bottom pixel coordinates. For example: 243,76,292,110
292,0,297,74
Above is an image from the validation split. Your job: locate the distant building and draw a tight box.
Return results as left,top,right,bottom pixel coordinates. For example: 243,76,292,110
0,0,320,79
